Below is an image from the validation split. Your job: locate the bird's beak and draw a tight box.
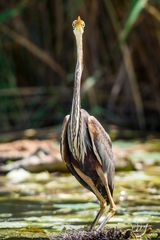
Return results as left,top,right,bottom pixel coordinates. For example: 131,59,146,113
74,16,83,30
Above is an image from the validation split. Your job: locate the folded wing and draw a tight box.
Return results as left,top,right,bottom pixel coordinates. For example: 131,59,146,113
88,116,115,195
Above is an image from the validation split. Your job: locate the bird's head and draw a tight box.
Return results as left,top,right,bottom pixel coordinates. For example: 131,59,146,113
72,16,85,36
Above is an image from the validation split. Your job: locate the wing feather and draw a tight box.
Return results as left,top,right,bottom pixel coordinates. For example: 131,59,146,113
60,114,94,193
88,116,115,193
60,115,70,163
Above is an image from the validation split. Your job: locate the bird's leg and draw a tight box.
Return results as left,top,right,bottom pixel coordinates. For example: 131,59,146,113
96,166,117,231
73,165,106,230
89,201,106,230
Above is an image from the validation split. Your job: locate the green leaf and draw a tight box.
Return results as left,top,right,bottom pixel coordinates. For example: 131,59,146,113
120,0,149,43
0,0,27,23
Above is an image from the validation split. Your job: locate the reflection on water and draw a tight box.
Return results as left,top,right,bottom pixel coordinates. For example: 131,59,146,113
0,168,159,238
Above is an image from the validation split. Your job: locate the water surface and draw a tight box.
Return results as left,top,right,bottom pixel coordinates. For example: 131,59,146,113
0,167,159,239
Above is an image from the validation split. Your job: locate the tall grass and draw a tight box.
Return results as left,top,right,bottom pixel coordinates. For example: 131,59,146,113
0,0,160,133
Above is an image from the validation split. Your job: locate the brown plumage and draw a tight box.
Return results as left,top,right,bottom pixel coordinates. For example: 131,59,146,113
60,16,116,230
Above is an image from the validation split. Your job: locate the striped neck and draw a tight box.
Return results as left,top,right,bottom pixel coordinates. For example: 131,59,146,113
68,31,83,160
70,32,83,137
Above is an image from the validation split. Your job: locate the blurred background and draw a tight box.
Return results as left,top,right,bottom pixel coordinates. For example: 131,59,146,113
0,0,160,136
0,1,160,239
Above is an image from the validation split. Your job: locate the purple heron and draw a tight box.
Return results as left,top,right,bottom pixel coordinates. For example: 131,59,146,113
60,16,116,230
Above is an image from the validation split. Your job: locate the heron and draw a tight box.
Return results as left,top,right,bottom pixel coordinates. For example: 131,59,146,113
60,16,116,230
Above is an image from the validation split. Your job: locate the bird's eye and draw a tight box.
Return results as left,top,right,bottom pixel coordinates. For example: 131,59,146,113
72,21,76,29
82,22,85,28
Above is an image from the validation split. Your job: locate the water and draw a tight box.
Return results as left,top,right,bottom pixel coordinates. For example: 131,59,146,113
0,167,159,239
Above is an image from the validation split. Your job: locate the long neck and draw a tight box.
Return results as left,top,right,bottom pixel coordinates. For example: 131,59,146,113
70,32,83,135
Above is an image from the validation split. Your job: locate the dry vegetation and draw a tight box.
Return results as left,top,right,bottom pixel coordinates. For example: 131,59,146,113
0,0,160,134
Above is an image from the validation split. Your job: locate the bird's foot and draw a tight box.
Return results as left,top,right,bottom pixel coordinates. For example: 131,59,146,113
97,206,117,231
88,224,94,231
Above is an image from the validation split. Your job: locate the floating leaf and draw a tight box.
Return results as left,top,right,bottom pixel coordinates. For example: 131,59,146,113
54,202,98,211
